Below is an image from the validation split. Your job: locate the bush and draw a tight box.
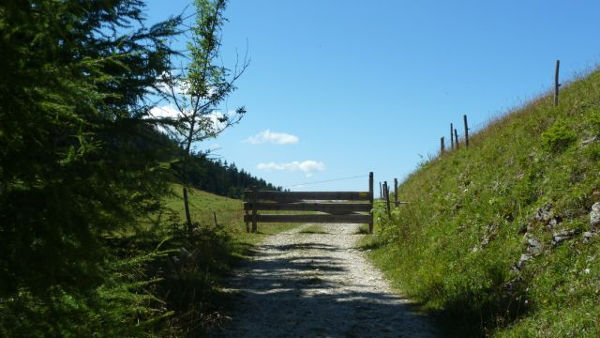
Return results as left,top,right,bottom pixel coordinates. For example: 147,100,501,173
541,120,577,152
586,108,600,133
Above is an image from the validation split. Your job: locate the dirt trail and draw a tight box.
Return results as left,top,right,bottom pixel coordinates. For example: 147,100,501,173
215,223,438,337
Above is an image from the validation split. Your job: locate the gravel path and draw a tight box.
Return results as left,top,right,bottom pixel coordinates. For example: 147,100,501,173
215,223,439,337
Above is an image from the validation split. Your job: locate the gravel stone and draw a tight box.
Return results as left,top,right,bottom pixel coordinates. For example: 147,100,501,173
590,202,600,228
552,229,580,247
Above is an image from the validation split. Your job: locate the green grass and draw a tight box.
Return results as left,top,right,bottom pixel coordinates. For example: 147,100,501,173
141,184,299,248
299,224,329,234
362,69,600,337
355,224,371,234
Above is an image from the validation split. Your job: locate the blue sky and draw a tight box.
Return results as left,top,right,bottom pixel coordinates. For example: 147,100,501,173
146,0,600,191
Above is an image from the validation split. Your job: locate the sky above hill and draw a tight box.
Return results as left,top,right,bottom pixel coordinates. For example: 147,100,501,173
145,0,600,191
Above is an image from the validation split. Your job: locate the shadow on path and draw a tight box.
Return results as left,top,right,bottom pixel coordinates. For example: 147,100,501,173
214,224,438,338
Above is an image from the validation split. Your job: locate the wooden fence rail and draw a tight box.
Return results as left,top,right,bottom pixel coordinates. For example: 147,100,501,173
244,172,374,233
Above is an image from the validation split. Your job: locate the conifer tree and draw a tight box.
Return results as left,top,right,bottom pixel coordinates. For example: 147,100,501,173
0,0,179,334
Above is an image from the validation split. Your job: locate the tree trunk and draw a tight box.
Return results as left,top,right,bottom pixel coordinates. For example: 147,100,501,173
183,186,193,237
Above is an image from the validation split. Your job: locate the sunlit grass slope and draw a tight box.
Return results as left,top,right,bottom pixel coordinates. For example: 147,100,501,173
364,70,600,337
145,184,298,247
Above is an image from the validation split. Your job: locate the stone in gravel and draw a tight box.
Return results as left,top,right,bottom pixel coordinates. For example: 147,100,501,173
534,203,554,223
590,202,600,228
515,253,532,270
551,229,580,247
527,236,542,256
581,135,598,145
547,217,559,230
583,231,598,243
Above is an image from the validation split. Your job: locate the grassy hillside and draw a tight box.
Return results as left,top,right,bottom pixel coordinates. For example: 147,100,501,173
363,70,600,337
156,184,297,246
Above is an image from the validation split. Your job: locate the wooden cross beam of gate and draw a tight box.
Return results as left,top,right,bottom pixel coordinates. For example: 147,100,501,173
243,172,374,233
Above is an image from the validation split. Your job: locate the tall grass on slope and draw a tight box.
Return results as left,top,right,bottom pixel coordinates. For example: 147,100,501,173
364,70,600,337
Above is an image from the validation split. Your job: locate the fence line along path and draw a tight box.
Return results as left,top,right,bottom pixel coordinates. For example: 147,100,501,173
243,172,374,233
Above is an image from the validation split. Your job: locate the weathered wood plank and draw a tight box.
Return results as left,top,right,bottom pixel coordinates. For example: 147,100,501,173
243,214,372,224
369,172,374,233
251,187,258,232
249,191,371,201
243,202,371,213
554,59,560,106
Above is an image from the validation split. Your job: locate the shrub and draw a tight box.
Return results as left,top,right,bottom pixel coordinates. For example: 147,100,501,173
586,108,600,133
541,120,577,152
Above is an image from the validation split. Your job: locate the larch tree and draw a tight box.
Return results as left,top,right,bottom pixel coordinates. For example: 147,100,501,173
158,0,248,236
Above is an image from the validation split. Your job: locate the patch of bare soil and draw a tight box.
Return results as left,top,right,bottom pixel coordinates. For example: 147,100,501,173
214,223,439,337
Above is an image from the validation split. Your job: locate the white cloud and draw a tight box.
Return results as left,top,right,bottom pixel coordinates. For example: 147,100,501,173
149,105,235,133
244,129,299,145
257,160,325,177
149,105,181,120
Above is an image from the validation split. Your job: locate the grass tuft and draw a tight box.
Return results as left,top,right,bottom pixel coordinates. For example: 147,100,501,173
299,224,329,234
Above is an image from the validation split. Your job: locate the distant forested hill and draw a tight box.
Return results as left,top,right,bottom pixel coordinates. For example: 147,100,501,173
148,128,281,198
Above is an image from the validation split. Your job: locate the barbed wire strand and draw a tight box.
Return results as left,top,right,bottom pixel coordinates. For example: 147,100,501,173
282,174,368,189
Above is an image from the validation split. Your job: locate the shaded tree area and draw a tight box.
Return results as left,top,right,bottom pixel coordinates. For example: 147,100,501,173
0,0,284,336
0,0,183,335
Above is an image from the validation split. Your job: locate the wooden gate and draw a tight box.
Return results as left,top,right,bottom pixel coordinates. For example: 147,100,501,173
243,172,374,233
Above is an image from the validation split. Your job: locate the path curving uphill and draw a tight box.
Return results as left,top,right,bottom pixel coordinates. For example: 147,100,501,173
215,223,438,337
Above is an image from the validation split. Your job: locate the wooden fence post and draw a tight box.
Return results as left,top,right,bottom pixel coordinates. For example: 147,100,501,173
454,128,459,149
379,182,383,199
440,136,445,154
383,181,392,218
554,60,560,106
383,181,391,217
369,172,374,234
251,187,258,233
463,114,469,148
244,190,250,232
450,123,454,149
394,178,398,207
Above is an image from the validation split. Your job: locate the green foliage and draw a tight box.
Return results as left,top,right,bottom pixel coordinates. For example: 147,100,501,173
541,119,577,152
0,0,280,335
135,185,299,334
585,108,600,133
0,0,180,335
362,69,600,337
0,250,171,337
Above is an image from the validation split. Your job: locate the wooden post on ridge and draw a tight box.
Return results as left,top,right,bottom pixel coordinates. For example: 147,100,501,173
379,182,383,199
394,178,398,207
383,181,391,217
450,123,454,149
369,172,374,234
554,60,560,106
463,115,469,148
251,186,258,233
440,136,445,154
454,128,459,149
